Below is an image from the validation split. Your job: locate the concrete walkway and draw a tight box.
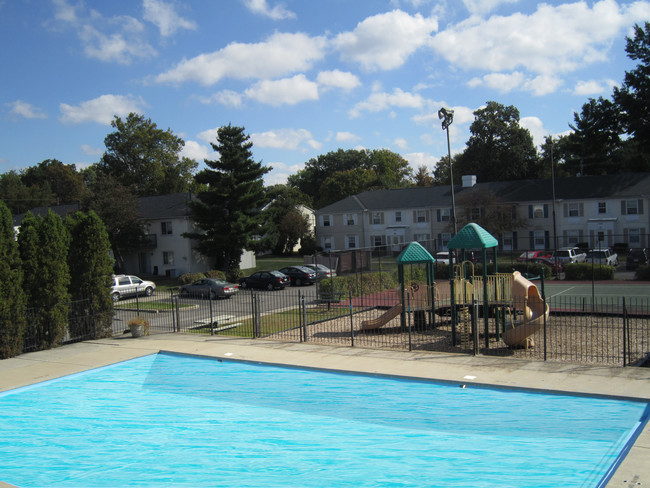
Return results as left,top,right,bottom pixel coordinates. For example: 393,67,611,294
1,333,649,487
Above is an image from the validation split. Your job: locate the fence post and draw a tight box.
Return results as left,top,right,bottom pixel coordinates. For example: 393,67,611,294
301,293,307,343
209,292,214,336
349,291,354,347
622,297,627,367
254,294,262,338
472,299,479,356
543,295,547,362
407,294,412,351
173,294,180,332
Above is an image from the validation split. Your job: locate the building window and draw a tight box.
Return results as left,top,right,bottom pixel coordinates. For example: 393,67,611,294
533,204,544,218
415,210,427,223
346,235,358,249
372,235,384,247
598,202,606,214
629,228,641,245
438,208,450,222
568,203,580,217
534,230,546,248
566,230,580,245
415,233,430,244
321,215,331,227
161,221,173,235
395,211,402,223
625,200,639,215
345,213,357,226
163,251,174,265
371,212,384,225
322,237,333,250
502,232,514,251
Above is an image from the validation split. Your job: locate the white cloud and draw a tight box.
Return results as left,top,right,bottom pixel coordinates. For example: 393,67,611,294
462,0,519,16
59,94,146,124
143,0,197,37
263,161,305,185
197,128,219,144
431,0,650,76
393,138,409,150
333,10,438,71
573,79,616,96
316,70,361,91
51,0,157,64
180,140,214,161
245,74,319,106
251,128,320,151
403,152,438,172
336,131,361,143
81,144,103,156
155,32,326,85
519,116,546,149
200,90,244,108
6,100,47,119
468,72,563,95
349,88,425,118
242,0,296,20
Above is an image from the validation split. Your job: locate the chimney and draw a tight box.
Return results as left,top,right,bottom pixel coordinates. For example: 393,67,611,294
462,175,477,187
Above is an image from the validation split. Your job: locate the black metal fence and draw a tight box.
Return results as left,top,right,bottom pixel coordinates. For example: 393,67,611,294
19,287,649,367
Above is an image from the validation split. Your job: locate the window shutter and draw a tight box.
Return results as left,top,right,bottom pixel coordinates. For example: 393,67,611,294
579,202,584,217
638,200,644,214
563,204,568,218
513,231,518,250
412,210,416,222
529,231,534,249
437,209,441,222
528,205,533,219
621,200,627,215
543,204,548,218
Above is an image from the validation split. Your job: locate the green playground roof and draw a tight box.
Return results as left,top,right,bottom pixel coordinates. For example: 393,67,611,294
447,223,498,249
396,241,435,264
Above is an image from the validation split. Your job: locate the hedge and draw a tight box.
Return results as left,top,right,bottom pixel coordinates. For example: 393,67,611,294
564,263,615,280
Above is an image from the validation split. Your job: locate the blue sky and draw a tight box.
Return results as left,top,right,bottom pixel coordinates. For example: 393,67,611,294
1,0,648,185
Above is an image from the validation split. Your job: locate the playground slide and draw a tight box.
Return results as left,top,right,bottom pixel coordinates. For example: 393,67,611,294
502,271,550,348
361,303,402,331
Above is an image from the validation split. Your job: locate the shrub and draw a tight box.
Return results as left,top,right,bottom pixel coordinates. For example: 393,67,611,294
179,272,205,284
204,269,226,280
318,271,397,299
564,263,615,280
126,316,150,336
634,264,650,281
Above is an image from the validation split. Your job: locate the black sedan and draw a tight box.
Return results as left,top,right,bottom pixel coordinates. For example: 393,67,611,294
278,266,317,286
239,271,290,290
179,278,239,299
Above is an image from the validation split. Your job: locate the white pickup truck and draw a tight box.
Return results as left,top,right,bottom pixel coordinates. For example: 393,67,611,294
587,248,619,266
552,247,587,264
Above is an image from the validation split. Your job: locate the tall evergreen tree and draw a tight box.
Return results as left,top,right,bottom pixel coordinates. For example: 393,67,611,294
0,201,27,358
19,211,70,349
185,124,271,276
66,211,115,338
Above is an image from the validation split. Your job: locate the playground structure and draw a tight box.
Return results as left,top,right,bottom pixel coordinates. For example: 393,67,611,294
360,224,551,350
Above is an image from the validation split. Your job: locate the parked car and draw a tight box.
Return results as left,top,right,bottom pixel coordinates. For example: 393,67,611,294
179,278,239,299
435,252,450,265
626,248,648,270
517,250,552,262
111,275,156,302
239,271,290,290
529,257,563,274
303,263,336,280
552,247,587,264
587,248,619,266
278,266,317,286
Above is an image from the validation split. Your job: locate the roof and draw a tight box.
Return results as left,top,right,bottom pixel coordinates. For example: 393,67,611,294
315,173,650,213
448,223,498,249
396,241,435,264
13,202,81,226
137,193,194,220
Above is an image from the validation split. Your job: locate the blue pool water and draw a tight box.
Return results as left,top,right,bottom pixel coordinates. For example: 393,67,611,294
0,352,648,487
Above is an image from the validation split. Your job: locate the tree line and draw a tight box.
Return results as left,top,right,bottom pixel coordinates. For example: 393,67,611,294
0,201,114,359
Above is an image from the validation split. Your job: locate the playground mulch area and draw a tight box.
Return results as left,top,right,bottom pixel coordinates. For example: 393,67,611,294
267,307,647,367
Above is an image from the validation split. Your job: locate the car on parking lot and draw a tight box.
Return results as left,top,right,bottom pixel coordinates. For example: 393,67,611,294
587,248,619,266
278,266,317,286
517,250,552,262
303,263,337,280
111,275,156,302
178,278,239,299
435,252,450,265
239,270,290,290
529,257,563,274
626,248,648,270
552,246,587,264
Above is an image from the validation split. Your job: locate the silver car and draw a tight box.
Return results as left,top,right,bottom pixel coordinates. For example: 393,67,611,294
111,275,156,302
179,278,239,299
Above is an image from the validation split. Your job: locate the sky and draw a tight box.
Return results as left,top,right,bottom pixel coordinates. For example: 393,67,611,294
1,0,649,186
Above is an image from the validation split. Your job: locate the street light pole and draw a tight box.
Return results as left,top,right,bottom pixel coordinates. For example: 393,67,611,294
438,107,457,235
551,142,559,274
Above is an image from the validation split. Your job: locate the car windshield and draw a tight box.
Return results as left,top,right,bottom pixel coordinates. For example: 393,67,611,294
271,271,285,277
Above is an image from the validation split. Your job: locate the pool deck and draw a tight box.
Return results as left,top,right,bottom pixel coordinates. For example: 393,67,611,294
1,333,649,488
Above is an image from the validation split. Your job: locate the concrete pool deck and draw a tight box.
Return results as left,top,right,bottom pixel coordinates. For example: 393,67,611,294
1,333,649,488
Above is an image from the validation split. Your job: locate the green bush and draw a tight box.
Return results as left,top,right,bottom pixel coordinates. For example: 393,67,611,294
204,269,226,280
634,264,650,281
564,263,615,280
179,272,205,284
318,271,397,299
510,263,553,278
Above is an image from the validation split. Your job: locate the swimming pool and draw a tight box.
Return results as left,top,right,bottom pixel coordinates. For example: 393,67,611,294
0,352,647,487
